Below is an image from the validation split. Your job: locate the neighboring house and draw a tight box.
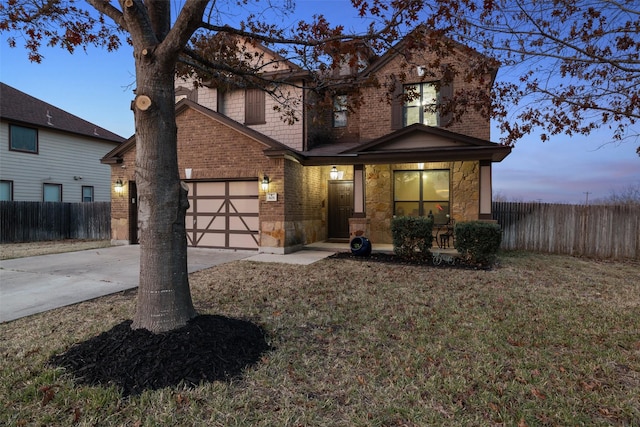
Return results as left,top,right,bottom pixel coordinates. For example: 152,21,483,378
0,83,125,202
102,28,511,252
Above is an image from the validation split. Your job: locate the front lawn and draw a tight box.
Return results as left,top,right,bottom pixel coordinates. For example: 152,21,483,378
1,252,638,426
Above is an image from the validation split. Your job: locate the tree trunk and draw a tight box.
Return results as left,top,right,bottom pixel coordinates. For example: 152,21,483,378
131,56,196,333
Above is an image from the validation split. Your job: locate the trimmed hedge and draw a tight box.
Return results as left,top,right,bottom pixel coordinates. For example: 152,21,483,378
455,221,502,267
391,216,434,261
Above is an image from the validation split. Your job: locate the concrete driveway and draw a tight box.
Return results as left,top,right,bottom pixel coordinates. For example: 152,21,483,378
0,245,253,323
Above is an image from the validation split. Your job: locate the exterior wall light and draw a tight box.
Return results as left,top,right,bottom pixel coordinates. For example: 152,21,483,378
114,179,124,193
261,176,269,191
330,166,339,180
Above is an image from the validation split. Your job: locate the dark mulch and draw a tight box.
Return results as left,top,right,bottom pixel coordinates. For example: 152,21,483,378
49,315,271,397
329,250,493,270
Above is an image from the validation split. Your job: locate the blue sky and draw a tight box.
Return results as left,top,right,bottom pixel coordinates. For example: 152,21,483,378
1,1,637,204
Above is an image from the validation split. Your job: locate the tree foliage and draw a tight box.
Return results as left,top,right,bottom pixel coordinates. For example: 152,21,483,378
3,0,637,149
446,0,640,150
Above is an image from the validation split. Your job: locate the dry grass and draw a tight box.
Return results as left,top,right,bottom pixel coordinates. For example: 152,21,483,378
1,251,639,426
0,239,112,260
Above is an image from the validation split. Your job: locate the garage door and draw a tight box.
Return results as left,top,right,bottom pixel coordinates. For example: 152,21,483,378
186,180,259,250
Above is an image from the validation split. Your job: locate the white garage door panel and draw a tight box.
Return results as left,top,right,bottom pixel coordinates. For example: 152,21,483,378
229,216,259,230
229,198,258,212
186,180,259,250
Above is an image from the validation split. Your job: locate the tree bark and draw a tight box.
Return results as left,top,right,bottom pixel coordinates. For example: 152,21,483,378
131,56,196,333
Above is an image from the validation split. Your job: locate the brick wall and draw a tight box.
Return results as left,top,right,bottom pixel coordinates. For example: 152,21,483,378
110,105,332,252
357,49,492,142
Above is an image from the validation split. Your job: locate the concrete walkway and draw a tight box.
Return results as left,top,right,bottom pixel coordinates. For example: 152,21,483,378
0,245,337,323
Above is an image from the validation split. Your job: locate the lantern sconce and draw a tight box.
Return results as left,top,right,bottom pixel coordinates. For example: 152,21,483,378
261,175,270,191
114,179,124,194
329,166,339,180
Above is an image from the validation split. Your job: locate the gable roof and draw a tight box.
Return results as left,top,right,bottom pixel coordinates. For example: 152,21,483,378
361,25,498,83
295,124,511,165
0,82,126,144
101,98,293,163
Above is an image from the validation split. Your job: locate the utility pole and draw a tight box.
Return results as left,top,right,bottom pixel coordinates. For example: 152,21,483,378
583,191,591,205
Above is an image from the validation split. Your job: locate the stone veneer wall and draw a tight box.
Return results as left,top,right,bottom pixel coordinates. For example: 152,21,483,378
364,161,480,244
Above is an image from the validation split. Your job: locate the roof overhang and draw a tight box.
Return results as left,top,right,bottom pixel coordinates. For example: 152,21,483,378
267,123,511,165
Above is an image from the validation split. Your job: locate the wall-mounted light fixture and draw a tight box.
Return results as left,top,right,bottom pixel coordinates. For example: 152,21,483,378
330,166,339,180
114,179,124,194
185,168,192,179
418,162,424,170
261,175,270,191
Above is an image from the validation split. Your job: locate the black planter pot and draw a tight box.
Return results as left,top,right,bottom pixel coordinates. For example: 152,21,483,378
350,236,372,257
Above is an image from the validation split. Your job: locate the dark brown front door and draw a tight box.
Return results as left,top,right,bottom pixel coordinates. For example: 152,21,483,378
328,181,353,239
128,181,139,244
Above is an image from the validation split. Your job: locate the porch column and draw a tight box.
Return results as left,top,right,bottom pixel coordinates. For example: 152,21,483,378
349,164,370,239
353,164,365,217
479,161,492,220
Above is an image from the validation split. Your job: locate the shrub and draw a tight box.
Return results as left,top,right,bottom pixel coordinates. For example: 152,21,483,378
391,216,433,261
455,221,502,267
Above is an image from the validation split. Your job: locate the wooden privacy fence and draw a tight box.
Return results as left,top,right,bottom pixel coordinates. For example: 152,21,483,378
492,202,640,259
0,201,111,243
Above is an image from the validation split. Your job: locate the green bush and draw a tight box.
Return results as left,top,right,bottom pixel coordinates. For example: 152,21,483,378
455,221,502,267
391,216,434,261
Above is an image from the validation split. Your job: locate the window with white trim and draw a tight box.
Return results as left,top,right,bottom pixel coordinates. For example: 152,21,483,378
404,82,438,126
82,186,94,202
333,95,347,128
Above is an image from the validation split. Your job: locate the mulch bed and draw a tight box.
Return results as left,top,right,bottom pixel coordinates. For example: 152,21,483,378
329,250,490,270
49,315,271,397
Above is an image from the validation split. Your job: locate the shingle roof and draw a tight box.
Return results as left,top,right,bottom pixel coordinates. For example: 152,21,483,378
0,82,126,144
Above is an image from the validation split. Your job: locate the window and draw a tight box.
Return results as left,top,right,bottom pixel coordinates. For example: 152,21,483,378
394,170,450,223
43,183,62,202
333,95,348,127
404,83,438,126
0,180,13,201
245,89,265,125
82,186,94,202
9,124,38,153
391,78,453,130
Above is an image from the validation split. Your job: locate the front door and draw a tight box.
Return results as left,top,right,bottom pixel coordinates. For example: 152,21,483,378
328,181,353,240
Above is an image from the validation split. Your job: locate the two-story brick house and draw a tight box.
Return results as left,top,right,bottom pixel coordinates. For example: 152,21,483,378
102,28,511,253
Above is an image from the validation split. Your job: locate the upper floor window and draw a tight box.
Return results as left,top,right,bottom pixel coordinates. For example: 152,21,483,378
0,180,13,201
333,95,348,128
394,170,450,224
82,186,94,202
43,183,62,202
392,78,453,130
9,124,38,153
245,89,265,125
404,83,438,127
